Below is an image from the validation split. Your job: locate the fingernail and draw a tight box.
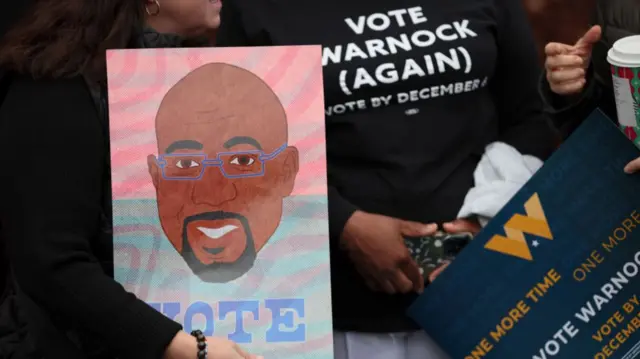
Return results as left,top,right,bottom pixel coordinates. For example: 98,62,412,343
624,166,632,174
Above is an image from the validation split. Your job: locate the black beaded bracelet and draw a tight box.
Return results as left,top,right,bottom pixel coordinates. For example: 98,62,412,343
190,330,208,359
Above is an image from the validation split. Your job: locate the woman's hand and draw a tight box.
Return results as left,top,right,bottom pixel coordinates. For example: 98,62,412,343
625,157,640,174
164,331,262,359
428,218,481,282
342,210,436,294
442,218,481,236
206,337,262,359
544,25,601,95
428,260,451,283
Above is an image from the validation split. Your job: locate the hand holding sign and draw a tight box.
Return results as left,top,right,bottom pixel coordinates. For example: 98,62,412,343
407,111,640,359
164,332,263,359
442,218,481,236
427,219,481,282
545,25,602,95
202,337,262,359
624,157,640,174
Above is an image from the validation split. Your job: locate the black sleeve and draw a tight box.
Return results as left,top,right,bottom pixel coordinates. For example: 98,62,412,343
491,0,560,160
539,65,602,139
328,186,358,243
0,77,181,359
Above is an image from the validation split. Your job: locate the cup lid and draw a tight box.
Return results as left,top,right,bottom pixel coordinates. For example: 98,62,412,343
607,35,640,68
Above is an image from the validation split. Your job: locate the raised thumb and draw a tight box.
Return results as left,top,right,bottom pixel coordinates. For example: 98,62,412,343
575,25,602,49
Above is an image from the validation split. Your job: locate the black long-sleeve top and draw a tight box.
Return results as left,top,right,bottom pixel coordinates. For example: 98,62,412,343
217,0,559,332
540,65,617,140
0,74,181,358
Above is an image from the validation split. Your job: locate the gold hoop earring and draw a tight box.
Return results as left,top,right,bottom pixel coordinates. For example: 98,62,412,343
145,0,160,16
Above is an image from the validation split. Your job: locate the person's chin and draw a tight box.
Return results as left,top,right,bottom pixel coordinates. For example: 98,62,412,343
182,246,257,283
195,249,241,265
208,16,221,30
196,259,256,283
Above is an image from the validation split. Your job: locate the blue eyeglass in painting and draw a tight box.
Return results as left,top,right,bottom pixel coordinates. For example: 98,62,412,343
156,143,287,180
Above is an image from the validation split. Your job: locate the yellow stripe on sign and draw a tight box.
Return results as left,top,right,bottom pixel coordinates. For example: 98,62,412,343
484,193,553,261
485,234,534,261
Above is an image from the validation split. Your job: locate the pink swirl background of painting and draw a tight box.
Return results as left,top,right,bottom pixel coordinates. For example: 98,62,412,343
106,46,326,199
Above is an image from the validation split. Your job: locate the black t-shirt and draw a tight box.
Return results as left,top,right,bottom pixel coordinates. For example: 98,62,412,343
217,0,558,332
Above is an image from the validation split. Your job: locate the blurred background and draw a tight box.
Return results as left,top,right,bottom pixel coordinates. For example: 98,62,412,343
523,0,597,63
0,0,598,65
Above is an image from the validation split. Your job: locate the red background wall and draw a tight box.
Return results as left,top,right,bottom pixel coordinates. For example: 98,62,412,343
523,0,597,63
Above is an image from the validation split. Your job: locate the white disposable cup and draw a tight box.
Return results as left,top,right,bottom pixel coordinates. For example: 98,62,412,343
607,35,640,146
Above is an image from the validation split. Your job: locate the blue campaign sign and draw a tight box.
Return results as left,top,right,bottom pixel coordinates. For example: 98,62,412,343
408,110,640,359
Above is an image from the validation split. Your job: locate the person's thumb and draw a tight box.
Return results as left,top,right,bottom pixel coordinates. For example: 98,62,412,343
624,157,640,174
443,218,481,235
399,221,437,237
574,25,602,50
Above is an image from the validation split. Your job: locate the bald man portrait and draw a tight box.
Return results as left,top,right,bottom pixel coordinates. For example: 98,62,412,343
147,63,299,283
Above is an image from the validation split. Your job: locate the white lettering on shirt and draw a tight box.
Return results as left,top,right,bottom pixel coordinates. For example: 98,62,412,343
323,6,488,116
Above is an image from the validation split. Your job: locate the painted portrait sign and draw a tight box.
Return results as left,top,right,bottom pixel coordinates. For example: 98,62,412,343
106,46,332,359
